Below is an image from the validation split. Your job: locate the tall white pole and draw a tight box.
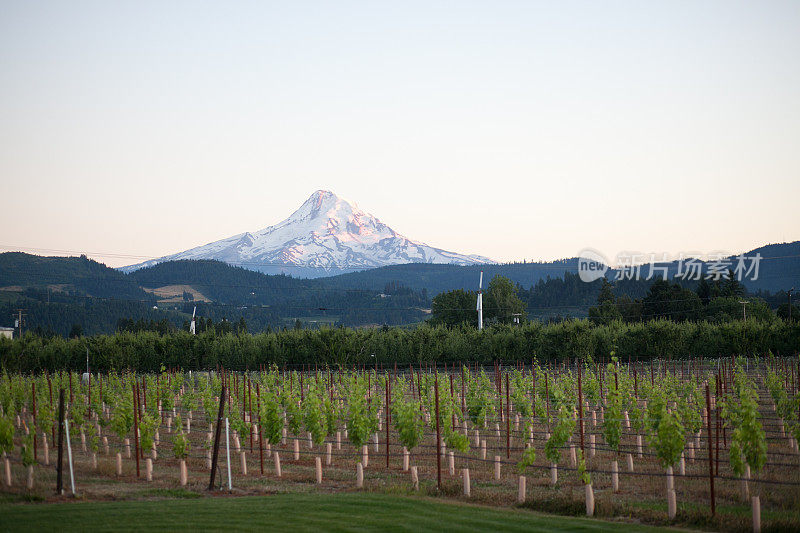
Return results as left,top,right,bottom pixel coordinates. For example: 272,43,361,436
65,419,76,495
225,417,232,491
477,271,484,330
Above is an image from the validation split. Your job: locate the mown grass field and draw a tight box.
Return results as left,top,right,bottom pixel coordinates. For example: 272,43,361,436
0,492,677,532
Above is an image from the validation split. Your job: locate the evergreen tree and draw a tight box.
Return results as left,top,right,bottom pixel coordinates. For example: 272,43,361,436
588,279,622,324
696,278,711,305
720,269,745,298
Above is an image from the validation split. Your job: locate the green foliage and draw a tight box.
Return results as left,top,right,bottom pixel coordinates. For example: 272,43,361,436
85,420,99,453
544,377,576,465
588,279,624,324
21,432,35,467
302,387,328,446
430,289,477,327
181,388,197,413
545,404,575,464
36,394,55,436
465,369,496,427
647,399,685,469
227,409,250,442
723,367,767,476
259,391,283,446
706,297,775,323
323,397,339,437
201,386,218,422
3,319,800,373
159,375,174,412
138,412,159,452
510,370,533,419
70,394,87,428
484,275,527,325
390,379,423,452
444,429,469,452
431,275,525,327
109,395,133,440
602,359,623,454
577,448,591,485
765,364,800,443
0,413,15,454
430,373,469,453
282,388,303,437
580,365,600,405
344,375,378,453
172,415,190,459
517,445,536,473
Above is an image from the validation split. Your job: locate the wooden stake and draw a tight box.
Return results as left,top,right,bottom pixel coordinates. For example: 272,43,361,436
56,389,64,494
706,384,715,516
208,386,227,490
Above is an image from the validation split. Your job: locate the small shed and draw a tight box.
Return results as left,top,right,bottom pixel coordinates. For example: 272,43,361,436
0,327,14,339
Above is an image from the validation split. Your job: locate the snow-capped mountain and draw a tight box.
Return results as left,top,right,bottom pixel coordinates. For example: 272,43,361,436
121,190,494,277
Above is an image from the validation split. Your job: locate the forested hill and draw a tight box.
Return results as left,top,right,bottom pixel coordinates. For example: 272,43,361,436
0,252,150,300
128,259,325,305
319,260,579,293
0,253,427,313
0,254,430,334
741,241,800,292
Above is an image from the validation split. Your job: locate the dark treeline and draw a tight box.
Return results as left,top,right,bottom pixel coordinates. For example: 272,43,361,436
585,276,773,323
518,271,662,316
519,271,797,320
2,252,798,335
2,319,798,373
0,298,181,337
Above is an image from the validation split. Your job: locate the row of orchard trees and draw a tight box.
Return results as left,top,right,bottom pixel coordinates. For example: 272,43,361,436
0,369,198,487
0,358,795,530
3,318,799,372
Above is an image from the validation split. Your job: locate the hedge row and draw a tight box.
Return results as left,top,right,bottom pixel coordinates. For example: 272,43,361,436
1,319,798,373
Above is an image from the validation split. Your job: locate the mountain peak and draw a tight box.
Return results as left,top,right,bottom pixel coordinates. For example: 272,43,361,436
290,190,361,224
304,189,338,206
121,191,494,277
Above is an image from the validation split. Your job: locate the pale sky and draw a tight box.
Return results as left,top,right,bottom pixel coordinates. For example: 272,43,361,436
1,1,799,268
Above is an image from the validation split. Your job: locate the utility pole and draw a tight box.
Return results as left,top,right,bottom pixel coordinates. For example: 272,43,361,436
738,300,748,321
789,288,795,322
14,309,25,338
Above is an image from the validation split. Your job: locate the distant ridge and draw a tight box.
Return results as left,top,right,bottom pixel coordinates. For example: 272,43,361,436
320,242,800,295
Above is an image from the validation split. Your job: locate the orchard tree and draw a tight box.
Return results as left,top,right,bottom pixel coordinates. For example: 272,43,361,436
430,289,476,327
484,275,526,324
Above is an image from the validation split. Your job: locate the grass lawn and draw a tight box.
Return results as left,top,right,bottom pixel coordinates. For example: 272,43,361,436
0,492,680,532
